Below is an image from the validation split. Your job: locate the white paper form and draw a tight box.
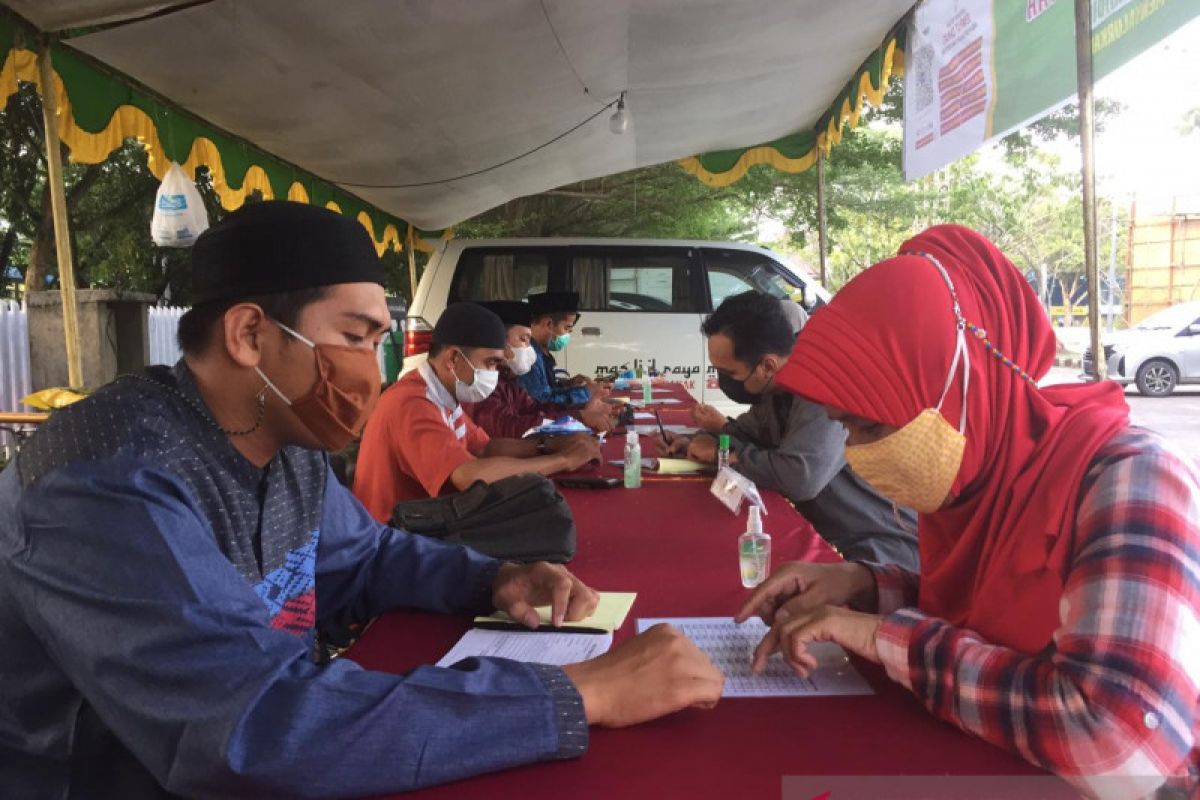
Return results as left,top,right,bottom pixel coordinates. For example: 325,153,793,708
636,617,873,697
437,629,612,667
629,424,694,435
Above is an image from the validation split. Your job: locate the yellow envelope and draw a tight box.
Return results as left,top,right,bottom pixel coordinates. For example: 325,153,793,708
475,591,637,632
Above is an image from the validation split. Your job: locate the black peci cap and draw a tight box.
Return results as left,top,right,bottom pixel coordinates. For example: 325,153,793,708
190,200,385,305
474,300,532,328
432,302,507,349
527,291,580,318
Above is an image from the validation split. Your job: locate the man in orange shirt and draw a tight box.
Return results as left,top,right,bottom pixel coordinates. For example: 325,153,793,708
354,302,599,522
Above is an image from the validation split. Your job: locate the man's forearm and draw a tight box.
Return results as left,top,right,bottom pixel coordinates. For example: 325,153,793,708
483,438,540,458
451,454,567,489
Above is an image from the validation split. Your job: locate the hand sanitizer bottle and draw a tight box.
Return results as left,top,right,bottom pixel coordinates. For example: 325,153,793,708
717,433,730,471
623,430,642,489
738,505,771,587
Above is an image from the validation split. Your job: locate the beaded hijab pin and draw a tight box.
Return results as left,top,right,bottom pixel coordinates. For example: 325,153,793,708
901,250,1039,388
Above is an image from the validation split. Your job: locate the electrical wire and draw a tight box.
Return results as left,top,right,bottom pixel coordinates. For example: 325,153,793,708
540,0,592,98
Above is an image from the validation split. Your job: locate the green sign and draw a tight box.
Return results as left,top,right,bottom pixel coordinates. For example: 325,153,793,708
904,0,1200,179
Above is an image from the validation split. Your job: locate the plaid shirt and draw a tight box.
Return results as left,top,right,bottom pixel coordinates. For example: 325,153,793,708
870,428,1200,799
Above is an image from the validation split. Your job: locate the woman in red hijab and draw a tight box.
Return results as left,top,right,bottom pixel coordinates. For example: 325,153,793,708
737,225,1199,798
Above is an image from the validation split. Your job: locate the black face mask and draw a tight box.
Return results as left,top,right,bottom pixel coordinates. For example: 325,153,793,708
718,370,764,404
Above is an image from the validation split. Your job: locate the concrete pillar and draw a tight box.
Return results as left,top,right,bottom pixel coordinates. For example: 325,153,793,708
26,289,156,390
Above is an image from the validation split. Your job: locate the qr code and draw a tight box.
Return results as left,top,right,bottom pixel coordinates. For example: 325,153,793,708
914,44,935,111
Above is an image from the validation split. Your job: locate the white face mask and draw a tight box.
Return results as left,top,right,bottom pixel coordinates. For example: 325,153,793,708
507,345,537,375
453,348,500,403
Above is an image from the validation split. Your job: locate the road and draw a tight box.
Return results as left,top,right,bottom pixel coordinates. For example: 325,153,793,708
1043,368,1200,463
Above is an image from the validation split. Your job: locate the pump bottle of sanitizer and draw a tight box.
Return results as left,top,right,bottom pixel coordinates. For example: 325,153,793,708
623,431,642,489
738,505,771,588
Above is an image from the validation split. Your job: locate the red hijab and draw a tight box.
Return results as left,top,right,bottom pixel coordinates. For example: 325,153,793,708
777,225,1129,653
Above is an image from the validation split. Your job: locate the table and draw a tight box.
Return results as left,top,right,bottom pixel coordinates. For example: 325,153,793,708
349,382,1056,798
0,412,52,425
0,411,50,454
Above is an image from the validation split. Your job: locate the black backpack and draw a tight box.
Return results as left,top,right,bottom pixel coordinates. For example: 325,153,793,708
390,473,576,563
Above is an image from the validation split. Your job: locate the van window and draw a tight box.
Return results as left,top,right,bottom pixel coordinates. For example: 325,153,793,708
450,250,550,302
570,252,697,312
703,249,806,310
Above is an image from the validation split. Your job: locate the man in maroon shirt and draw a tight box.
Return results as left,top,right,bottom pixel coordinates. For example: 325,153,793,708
464,300,617,438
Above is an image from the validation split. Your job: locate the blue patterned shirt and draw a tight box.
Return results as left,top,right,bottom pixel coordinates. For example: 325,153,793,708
0,362,586,799
517,341,591,406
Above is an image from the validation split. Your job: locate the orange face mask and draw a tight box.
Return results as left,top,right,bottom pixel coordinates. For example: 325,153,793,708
256,319,381,451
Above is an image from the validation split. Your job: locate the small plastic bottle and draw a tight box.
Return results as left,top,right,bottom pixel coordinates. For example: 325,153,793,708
738,505,771,588
623,430,642,489
642,370,653,404
717,433,730,471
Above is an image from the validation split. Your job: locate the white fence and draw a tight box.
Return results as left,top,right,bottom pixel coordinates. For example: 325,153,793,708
147,306,389,375
1,300,31,415
1,304,192,417
149,305,187,366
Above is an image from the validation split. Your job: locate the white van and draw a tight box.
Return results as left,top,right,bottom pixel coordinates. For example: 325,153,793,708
401,238,830,410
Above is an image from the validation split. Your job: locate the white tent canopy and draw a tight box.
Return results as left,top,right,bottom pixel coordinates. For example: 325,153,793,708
10,0,911,229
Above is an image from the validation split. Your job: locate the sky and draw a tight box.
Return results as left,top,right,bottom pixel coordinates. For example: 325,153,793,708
1091,14,1200,213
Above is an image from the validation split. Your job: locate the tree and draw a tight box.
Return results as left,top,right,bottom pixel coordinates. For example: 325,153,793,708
0,84,423,307
0,82,230,304
1000,98,1124,155
455,161,758,242
750,79,1127,297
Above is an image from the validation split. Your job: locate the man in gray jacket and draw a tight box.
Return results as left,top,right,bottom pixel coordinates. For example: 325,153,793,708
659,291,918,569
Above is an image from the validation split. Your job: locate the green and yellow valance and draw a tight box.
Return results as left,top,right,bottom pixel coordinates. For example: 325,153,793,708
679,25,904,187
0,13,449,256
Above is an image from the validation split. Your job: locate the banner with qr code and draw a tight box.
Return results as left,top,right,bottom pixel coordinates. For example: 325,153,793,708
903,0,1200,181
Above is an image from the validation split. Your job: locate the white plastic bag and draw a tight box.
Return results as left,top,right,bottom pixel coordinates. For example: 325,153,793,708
150,162,209,247
710,466,766,515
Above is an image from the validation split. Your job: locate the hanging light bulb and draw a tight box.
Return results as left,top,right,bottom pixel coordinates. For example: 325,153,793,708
609,93,628,135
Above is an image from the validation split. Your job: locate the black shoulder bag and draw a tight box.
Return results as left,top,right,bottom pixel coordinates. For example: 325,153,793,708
390,473,576,563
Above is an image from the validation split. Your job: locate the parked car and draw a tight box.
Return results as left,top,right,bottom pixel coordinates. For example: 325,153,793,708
401,238,829,411
1083,301,1200,396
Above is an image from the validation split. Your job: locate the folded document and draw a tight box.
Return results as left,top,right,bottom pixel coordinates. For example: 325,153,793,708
437,629,611,667
473,591,636,633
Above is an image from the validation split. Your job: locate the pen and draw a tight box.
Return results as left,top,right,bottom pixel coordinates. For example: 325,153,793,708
474,621,609,635
654,409,668,441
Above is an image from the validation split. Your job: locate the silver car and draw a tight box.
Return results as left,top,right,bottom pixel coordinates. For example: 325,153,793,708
1083,301,1200,397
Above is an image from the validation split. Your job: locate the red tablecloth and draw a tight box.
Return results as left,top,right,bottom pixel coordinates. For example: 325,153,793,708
350,381,1053,798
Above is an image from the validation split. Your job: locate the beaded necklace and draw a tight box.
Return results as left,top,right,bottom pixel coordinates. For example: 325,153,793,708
901,250,1039,388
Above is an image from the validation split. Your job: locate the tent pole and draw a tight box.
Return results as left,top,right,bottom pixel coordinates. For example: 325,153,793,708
36,41,84,389
406,226,418,303
816,146,829,289
1074,0,1105,381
